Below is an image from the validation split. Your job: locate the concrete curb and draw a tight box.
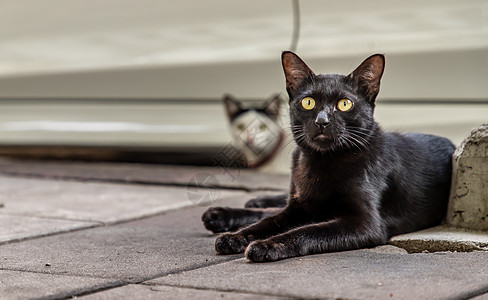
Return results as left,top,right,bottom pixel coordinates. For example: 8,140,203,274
389,225,488,253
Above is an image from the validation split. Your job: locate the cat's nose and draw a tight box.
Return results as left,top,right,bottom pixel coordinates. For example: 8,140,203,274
315,111,330,129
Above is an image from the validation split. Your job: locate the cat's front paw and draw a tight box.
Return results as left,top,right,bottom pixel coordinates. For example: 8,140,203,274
245,240,292,262
244,197,270,208
202,207,235,233
215,233,249,254
244,194,287,208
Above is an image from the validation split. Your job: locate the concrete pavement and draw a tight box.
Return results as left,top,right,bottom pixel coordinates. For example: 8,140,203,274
0,159,487,299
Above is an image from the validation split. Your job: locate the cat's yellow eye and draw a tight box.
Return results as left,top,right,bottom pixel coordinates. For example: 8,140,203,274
301,97,315,110
337,99,353,112
237,124,245,131
259,124,267,131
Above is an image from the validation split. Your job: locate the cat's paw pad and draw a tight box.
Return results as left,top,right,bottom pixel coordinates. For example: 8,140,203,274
215,233,249,254
245,240,291,262
202,207,235,233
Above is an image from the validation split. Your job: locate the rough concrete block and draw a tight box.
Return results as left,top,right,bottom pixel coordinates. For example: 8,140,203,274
446,124,488,231
389,225,488,253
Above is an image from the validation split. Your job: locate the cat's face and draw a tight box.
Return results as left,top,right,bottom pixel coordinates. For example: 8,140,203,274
223,94,283,167
282,52,385,153
230,111,281,155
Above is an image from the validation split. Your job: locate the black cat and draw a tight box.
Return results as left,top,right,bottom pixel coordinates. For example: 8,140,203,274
202,52,455,262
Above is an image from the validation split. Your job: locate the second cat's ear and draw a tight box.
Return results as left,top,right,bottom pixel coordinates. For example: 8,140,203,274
282,51,315,95
348,54,385,103
223,94,242,120
263,94,282,120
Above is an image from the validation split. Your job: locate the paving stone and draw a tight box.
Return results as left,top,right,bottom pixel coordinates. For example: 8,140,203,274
80,284,283,300
0,202,245,281
0,175,245,224
7,157,488,299
446,124,488,231
389,225,488,253
0,159,290,191
0,269,117,300
150,249,488,300
0,214,97,245
471,292,488,300
361,245,408,254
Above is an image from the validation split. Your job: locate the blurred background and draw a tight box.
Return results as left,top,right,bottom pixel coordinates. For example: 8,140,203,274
0,0,486,173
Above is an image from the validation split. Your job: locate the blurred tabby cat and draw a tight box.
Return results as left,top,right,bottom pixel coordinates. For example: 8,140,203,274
223,94,284,168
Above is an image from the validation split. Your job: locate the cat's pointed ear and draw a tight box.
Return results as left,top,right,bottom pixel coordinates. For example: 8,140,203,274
348,54,385,103
223,94,242,120
282,51,315,95
263,94,282,120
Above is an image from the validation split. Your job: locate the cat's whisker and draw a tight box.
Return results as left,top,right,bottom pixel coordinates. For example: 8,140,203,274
345,127,374,148
349,132,371,147
346,127,373,137
347,130,370,139
284,135,300,148
346,126,375,139
345,125,373,132
343,136,360,153
347,135,365,153
346,132,374,156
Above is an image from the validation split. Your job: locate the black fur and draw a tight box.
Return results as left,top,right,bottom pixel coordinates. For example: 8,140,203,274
202,52,455,262
244,194,288,208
